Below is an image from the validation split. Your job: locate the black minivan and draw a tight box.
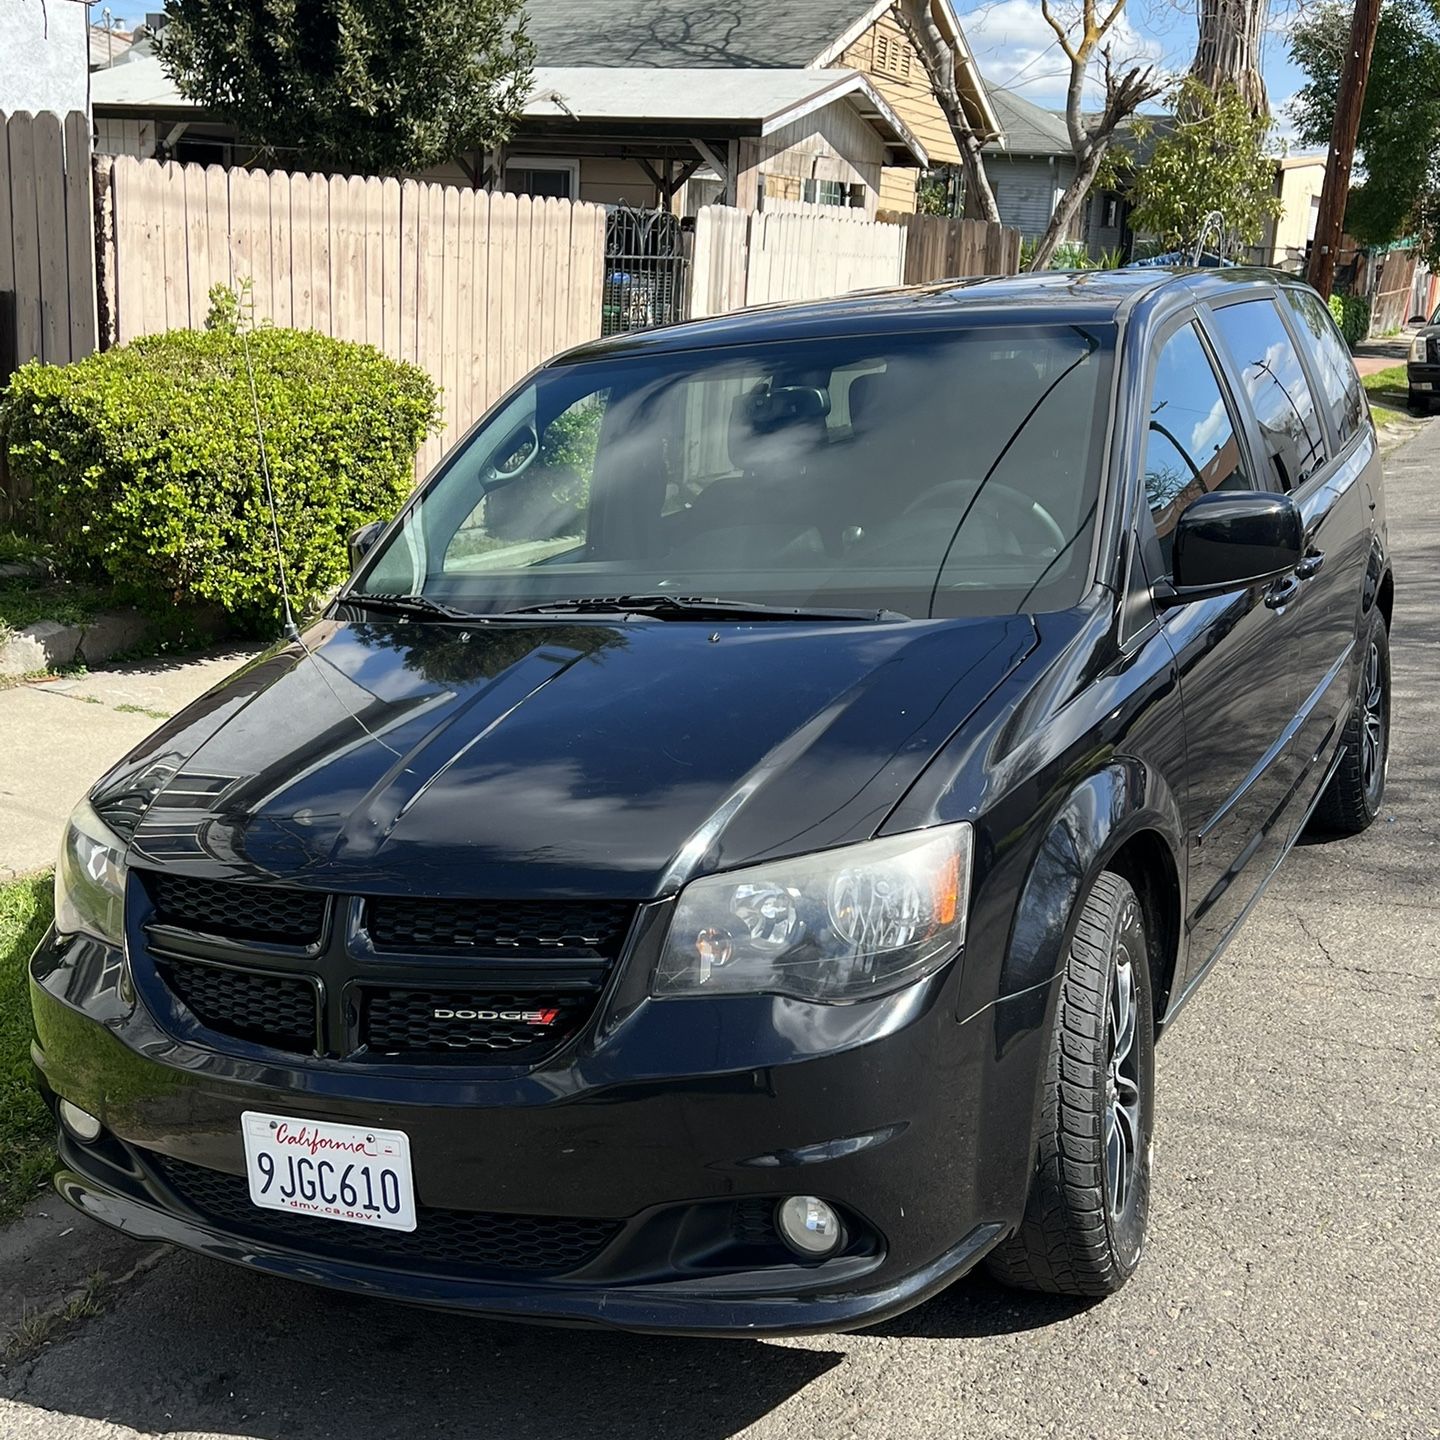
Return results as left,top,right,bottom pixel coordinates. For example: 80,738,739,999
33,269,1391,1334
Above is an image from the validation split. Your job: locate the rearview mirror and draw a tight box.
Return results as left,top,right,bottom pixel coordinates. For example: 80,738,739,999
349,520,386,573
1159,491,1302,606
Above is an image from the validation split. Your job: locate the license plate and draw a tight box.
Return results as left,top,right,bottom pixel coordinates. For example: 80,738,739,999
241,1111,417,1232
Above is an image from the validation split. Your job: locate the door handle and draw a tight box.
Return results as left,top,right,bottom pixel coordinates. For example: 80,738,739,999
1296,548,1326,579
1265,575,1302,609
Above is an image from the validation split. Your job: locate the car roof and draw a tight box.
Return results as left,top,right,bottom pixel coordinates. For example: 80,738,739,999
555,266,1301,364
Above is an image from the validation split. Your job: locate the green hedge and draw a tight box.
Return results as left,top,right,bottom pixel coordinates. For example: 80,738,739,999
0,328,437,632
1329,293,1371,350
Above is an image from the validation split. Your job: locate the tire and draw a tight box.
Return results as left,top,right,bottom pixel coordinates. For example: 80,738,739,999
1313,612,1390,835
986,871,1155,1298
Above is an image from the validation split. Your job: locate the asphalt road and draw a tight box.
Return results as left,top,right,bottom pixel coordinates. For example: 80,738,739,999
3,425,1438,1440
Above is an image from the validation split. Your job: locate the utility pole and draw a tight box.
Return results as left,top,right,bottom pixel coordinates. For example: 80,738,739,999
1306,0,1384,299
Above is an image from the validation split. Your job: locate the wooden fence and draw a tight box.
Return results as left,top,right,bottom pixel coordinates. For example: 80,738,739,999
97,155,607,473
0,110,97,380
878,212,1023,286
690,205,910,318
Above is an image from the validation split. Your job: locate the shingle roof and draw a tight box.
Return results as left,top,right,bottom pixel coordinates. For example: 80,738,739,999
982,88,1071,156
522,0,878,67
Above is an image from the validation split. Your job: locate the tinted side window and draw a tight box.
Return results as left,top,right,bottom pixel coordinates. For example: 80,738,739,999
1210,298,1328,490
1282,287,1367,444
1143,323,1253,577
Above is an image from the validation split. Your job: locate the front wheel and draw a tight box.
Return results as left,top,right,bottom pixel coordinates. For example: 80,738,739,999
986,870,1156,1297
1313,613,1390,835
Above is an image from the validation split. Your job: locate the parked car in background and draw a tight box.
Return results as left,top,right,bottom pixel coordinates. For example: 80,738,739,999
33,269,1391,1335
1408,307,1440,412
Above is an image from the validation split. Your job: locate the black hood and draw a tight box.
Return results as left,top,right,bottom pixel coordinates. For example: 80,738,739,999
100,615,1035,899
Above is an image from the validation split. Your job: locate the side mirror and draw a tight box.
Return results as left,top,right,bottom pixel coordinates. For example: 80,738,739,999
349,520,386,573
1409,314,1428,326
1159,491,1302,607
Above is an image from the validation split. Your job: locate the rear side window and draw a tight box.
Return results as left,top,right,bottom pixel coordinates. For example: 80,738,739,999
1142,322,1253,577
1209,298,1328,490
1281,287,1367,445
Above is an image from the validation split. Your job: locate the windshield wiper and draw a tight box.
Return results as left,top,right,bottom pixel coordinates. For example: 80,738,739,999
342,592,481,621
498,595,907,622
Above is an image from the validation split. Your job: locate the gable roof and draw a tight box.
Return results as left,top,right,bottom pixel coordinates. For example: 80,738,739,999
523,0,878,67
982,88,1071,156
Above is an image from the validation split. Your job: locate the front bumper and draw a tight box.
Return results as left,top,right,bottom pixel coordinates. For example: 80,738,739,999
31,927,1056,1336
1407,360,1440,394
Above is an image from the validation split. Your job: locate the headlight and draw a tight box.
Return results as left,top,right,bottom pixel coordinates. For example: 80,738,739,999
1411,334,1429,363
55,799,128,945
652,823,973,1002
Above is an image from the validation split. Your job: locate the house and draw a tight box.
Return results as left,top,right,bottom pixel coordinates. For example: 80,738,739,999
1249,155,1327,271
982,89,1136,257
90,20,139,72
89,0,1001,217
0,0,90,116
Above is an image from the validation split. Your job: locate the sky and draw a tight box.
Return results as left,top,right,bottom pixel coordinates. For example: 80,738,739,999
957,0,1318,148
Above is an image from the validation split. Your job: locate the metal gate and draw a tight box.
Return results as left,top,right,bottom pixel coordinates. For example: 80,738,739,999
602,204,689,336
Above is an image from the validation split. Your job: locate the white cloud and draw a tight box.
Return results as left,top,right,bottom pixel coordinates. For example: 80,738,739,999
960,0,1171,109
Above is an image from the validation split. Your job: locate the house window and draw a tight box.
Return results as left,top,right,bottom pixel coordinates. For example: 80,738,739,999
873,32,914,78
1100,194,1122,229
504,156,580,199
803,177,849,207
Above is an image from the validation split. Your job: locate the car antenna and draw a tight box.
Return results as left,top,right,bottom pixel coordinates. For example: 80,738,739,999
237,293,302,645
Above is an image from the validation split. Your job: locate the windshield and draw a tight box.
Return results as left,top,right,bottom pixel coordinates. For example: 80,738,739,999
354,324,1116,618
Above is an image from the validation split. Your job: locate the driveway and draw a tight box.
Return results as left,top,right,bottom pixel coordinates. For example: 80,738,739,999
2,426,1437,1439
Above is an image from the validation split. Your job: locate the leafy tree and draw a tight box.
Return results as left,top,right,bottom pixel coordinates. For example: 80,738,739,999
1289,0,1440,263
1125,79,1282,252
155,0,535,175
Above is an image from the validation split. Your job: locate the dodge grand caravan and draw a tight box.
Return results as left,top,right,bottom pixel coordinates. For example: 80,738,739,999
32,269,1392,1334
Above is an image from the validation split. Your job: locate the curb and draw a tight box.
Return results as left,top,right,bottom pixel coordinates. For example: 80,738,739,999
0,610,149,678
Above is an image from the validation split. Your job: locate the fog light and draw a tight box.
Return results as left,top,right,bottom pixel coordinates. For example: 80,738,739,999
58,1099,102,1142
776,1195,841,1257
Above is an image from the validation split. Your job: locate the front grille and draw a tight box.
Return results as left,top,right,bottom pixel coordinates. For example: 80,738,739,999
733,1198,781,1247
157,957,318,1052
152,1155,621,1275
150,874,326,946
1430,336,1440,365
362,987,599,1057
365,897,633,958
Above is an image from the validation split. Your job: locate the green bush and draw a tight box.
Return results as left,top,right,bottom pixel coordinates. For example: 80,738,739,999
1329,293,1371,349
0,327,438,632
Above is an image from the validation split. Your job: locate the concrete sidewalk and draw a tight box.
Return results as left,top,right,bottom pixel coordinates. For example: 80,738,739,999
0,647,258,879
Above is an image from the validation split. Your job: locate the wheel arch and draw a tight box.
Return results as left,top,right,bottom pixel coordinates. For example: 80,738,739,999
996,758,1186,1025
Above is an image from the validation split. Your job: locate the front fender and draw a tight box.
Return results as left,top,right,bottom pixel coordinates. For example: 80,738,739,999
998,759,1185,1007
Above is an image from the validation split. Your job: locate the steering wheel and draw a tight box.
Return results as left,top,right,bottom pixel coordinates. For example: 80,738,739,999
901,478,1067,552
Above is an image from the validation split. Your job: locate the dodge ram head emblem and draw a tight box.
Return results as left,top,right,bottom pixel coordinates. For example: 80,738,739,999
433,1008,561,1025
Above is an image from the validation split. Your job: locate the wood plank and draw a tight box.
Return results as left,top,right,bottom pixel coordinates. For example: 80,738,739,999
31,113,70,361
485,191,512,413
227,165,259,325
440,183,460,453
362,175,384,347
204,163,230,295
511,194,532,375
158,161,188,330
268,168,293,328
182,162,211,327
62,111,98,360
398,179,420,364
0,115,14,309
288,171,313,331
453,186,476,442
335,174,367,342
468,188,490,418
134,155,168,339
8,115,45,364
309,171,332,336
379,177,401,357
417,180,447,474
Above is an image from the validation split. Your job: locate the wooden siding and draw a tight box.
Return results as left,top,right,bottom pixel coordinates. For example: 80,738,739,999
738,101,887,218
839,11,961,172
98,155,607,477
